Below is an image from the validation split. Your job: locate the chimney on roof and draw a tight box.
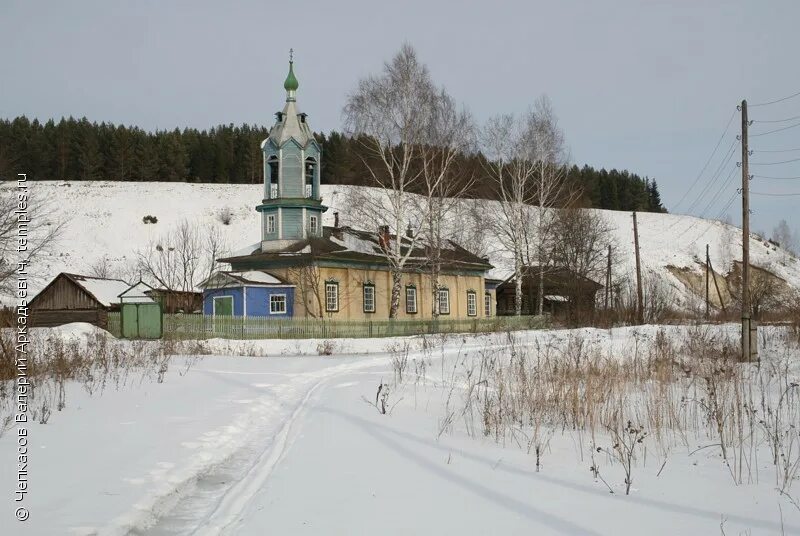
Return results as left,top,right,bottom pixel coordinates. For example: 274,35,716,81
378,225,391,250
405,224,414,239
332,212,343,240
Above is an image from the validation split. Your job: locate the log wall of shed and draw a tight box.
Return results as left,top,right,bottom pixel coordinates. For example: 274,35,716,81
32,276,103,310
30,310,108,329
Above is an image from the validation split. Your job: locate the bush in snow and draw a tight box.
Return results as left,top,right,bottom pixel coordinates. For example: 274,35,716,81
216,206,234,226
142,215,158,224
316,339,337,356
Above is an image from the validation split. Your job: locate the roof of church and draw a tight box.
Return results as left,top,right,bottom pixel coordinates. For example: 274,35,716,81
266,58,315,148
219,226,493,274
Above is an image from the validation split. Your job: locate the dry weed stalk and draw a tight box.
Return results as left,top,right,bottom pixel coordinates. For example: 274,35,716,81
444,325,800,501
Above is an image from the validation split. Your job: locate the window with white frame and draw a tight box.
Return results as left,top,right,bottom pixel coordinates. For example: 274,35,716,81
325,282,339,312
309,215,318,236
267,214,276,234
438,288,450,315
269,294,287,314
467,291,477,316
363,284,375,313
406,286,417,314
485,292,492,317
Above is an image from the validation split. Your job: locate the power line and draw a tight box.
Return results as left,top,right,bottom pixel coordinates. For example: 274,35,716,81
753,174,800,180
685,140,738,214
749,89,800,107
681,187,738,246
674,163,738,243
698,166,738,217
752,114,800,123
673,108,737,211
716,190,739,219
751,147,800,153
749,157,800,166
750,191,800,197
683,189,739,247
750,121,800,137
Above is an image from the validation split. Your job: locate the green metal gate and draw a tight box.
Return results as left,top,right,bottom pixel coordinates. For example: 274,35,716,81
121,302,163,339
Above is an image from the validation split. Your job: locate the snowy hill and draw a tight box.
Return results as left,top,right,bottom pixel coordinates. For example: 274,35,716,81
16,181,800,309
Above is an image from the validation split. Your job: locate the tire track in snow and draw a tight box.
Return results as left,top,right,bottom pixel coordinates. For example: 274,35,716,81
142,336,538,534
192,374,328,535
139,356,391,535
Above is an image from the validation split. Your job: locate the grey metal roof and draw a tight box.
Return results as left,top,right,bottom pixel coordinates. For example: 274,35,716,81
268,99,314,148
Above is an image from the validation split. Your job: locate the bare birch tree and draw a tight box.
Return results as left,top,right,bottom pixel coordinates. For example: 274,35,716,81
528,96,574,315
343,43,448,318
482,114,538,316
483,97,573,316
417,92,476,316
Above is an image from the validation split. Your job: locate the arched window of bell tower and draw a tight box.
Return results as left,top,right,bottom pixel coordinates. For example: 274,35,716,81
305,157,316,198
268,156,279,198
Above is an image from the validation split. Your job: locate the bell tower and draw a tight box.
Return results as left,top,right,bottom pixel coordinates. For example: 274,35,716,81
257,51,326,251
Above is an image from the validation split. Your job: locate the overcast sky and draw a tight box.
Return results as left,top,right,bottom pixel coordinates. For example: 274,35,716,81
2,0,799,237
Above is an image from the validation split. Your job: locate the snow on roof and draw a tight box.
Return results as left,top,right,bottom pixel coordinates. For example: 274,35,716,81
118,281,156,304
200,270,294,289
238,271,283,285
231,241,261,257
544,295,569,302
330,231,379,256
68,274,131,307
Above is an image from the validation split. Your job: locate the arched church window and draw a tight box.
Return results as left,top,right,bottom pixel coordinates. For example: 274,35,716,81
268,156,279,198
305,157,316,198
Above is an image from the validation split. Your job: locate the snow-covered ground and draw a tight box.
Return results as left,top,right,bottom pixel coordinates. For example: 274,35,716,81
3,323,800,535
12,180,800,309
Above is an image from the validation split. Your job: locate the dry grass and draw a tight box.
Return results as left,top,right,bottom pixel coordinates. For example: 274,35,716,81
0,329,206,434
420,325,800,499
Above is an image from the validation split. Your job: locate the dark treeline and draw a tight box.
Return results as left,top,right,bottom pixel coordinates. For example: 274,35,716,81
0,116,665,212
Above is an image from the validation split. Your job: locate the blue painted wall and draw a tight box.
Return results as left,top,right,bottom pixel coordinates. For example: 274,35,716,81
203,286,294,317
242,286,294,317
282,208,303,239
204,288,244,316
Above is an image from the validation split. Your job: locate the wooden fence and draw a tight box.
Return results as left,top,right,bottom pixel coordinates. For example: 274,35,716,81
106,312,547,340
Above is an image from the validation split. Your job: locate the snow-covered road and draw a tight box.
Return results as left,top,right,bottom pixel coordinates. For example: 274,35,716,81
4,327,800,535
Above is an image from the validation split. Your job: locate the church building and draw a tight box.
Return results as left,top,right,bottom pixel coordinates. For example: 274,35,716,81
201,57,494,320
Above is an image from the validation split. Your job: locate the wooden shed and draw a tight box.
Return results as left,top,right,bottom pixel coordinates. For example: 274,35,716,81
144,288,203,313
495,266,603,317
30,273,132,329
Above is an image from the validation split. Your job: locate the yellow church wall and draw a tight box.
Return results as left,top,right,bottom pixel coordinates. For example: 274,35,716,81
276,265,488,320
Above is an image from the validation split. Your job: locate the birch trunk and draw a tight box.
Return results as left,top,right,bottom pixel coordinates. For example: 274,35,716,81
515,255,524,316
389,269,402,318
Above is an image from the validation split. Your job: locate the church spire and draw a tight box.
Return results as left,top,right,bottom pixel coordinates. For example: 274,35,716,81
284,49,298,101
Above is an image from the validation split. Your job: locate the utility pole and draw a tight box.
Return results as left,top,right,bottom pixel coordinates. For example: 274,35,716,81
708,254,727,315
740,99,752,361
705,244,710,319
605,244,612,309
632,211,644,324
